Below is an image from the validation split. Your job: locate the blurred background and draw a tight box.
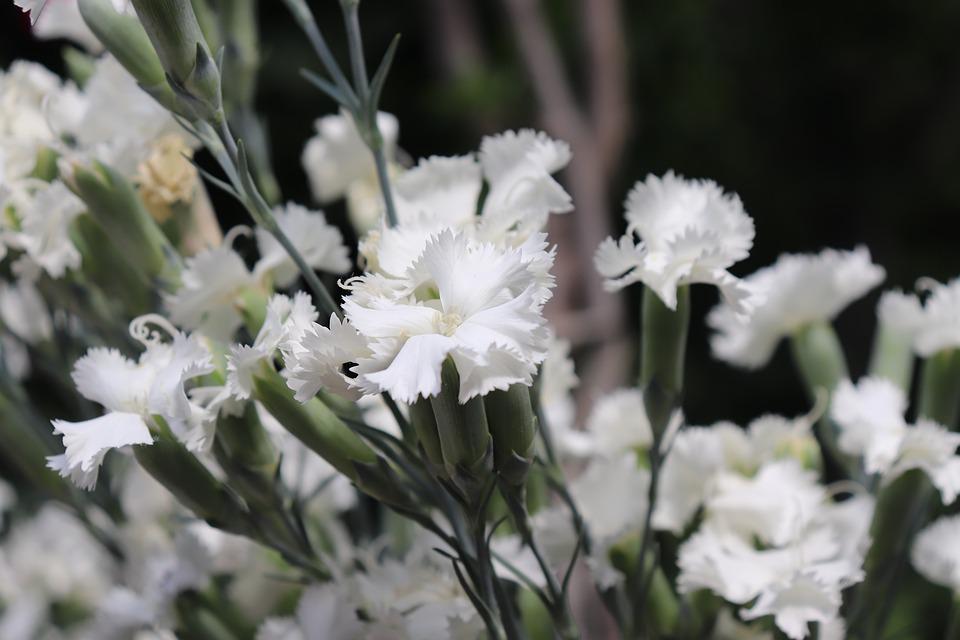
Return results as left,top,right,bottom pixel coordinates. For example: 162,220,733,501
5,0,960,427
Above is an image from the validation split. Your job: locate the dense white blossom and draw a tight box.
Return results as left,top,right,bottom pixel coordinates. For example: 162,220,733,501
832,376,960,502
48,318,214,488
911,515,960,593
708,247,885,368
909,277,960,356
254,203,351,288
13,0,131,51
344,229,553,403
595,171,756,312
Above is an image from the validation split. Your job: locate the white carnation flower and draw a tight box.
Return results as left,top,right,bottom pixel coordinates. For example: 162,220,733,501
48,318,214,489
595,171,756,312
303,110,398,202
477,129,573,238
165,230,258,341
226,292,319,400
832,376,960,503
708,247,885,368
0,276,52,344
254,203,351,288
910,277,960,356
5,180,84,278
345,229,552,403
567,388,652,458
876,289,924,339
911,514,960,593
283,313,371,402
394,155,483,228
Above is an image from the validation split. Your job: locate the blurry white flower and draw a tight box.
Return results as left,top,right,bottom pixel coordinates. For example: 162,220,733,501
477,129,572,238
345,229,552,403
832,377,907,474
0,61,77,182
254,203,351,288
910,277,960,356
13,0,130,52
595,171,755,312
583,388,653,457
165,230,258,341
911,514,960,593
71,55,182,176
0,505,116,633
302,111,398,232
653,423,750,533
0,276,53,344
706,460,825,547
394,154,482,228
832,376,960,503
876,289,923,342
49,318,214,488
708,247,885,368
5,180,84,278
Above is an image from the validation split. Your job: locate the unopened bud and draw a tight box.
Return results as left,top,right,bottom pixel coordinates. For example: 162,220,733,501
484,384,537,487
69,161,180,288
430,359,493,503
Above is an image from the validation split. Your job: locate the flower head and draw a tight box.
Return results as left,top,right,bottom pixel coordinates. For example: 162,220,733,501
254,203,351,288
912,515,960,593
910,277,960,356
344,229,552,403
595,171,756,312
708,247,885,368
48,316,213,489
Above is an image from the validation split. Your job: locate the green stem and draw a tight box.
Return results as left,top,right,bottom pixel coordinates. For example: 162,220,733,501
789,321,851,473
917,349,960,428
868,323,915,392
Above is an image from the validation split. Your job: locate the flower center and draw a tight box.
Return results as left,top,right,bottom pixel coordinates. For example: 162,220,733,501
437,311,463,336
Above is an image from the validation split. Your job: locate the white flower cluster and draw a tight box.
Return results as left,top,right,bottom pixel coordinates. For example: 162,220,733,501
286,129,569,404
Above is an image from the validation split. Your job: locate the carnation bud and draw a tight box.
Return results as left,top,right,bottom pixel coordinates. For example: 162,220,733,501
483,384,537,487
70,215,153,314
130,0,223,121
251,363,376,484
68,160,180,288
917,348,960,427
641,286,690,439
133,434,251,534
78,0,179,111
430,359,494,504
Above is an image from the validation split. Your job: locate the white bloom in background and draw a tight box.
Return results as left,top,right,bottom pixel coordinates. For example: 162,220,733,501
302,111,398,232
595,171,755,312
70,56,182,176
832,376,960,503
48,318,214,488
345,229,552,403
876,289,923,341
653,423,750,532
0,479,14,528
0,61,75,182
581,388,652,457
13,0,130,52
910,277,960,356
0,505,116,640
708,247,885,368
911,515,960,593
0,277,53,344
165,230,258,341
538,335,580,454
706,460,825,547
394,155,483,228
256,584,362,640
477,129,572,238
254,203,351,288
5,180,84,278
832,377,907,474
